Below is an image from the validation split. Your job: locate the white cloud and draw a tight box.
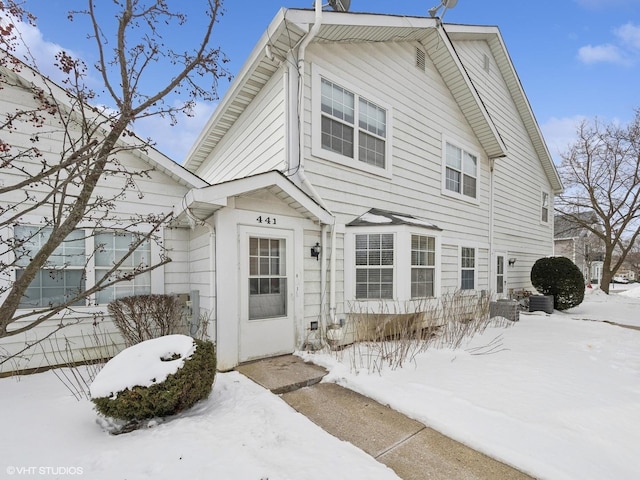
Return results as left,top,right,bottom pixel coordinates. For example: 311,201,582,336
0,12,80,85
132,100,217,163
577,22,640,66
541,115,587,163
615,22,640,50
577,43,632,66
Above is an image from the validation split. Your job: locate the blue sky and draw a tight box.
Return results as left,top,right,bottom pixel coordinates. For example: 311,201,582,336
9,0,640,163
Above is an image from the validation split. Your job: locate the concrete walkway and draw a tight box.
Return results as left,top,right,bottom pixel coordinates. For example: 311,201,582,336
236,355,534,480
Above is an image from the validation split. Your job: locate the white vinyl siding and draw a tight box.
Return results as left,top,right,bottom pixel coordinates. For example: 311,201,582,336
452,39,556,290
196,72,287,183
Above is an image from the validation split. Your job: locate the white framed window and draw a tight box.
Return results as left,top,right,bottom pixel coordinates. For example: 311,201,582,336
460,247,476,290
355,233,394,299
541,191,550,223
443,142,478,201
13,226,155,308
411,234,436,298
94,232,152,305
14,226,86,308
312,65,392,177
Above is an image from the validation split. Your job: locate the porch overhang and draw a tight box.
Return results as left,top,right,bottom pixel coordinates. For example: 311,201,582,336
173,170,334,226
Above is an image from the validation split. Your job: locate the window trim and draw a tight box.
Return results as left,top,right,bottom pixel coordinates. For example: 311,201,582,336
441,138,481,205
459,246,478,291
312,64,393,178
345,225,441,312
541,190,550,224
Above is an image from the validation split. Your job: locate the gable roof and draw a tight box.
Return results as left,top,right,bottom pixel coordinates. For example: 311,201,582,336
554,212,599,240
444,25,563,193
1,60,208,191
175,170,333,225
184,8,509,172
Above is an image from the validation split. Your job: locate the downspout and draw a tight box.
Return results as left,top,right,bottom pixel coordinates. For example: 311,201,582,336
293,0,339,326
489,158,495,296
203,219,216,339
181,196,216,340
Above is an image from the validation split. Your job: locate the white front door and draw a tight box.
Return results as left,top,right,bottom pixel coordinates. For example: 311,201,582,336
238,226,295,362
494,252,507,297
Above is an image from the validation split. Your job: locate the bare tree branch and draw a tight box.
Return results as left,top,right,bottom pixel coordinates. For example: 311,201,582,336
556,109,640,293
0,0,228,340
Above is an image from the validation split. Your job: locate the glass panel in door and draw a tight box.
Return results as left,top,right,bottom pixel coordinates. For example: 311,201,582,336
248,237,287,320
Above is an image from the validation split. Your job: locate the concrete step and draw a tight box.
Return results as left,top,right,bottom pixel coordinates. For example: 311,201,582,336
235,354,327,394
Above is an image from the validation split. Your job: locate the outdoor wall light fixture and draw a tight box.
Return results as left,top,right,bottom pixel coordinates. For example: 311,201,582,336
311,242,321,261
508,257,517,266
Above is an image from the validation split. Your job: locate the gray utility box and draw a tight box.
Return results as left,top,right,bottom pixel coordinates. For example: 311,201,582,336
529,295,554,314
489,299,519,322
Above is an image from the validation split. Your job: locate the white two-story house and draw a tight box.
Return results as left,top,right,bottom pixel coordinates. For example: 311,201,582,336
176,7,562,369
1,6,562,373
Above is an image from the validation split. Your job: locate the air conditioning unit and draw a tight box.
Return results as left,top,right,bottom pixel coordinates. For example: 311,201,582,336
489,299,519,322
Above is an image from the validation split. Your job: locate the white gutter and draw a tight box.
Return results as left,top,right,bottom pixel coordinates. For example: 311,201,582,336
293,0,339,327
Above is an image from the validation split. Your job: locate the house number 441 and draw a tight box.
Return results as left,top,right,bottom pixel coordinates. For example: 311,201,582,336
256,216,277,225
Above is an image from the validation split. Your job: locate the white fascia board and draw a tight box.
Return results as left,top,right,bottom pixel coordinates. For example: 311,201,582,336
285,8,438,29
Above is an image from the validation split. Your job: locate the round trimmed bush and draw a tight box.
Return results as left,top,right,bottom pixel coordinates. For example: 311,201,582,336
531,256,585,311
91,336,216,421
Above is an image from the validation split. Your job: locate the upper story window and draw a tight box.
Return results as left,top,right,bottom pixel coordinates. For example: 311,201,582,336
541,191,550,223
444,142,478,201
313,66,392,177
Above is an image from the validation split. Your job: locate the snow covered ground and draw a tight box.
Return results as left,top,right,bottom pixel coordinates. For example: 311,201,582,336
1,286,639,479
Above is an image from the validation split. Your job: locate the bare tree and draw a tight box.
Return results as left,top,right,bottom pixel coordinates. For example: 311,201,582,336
555,109,640,294
0,0,229,341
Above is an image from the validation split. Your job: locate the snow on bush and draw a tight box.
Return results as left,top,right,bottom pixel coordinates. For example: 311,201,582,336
90,334,216,421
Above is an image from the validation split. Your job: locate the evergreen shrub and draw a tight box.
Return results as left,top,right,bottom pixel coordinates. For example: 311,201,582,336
530,256,585,310
92,339,216,421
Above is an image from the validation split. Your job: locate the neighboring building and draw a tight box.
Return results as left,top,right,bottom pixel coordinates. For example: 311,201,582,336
1,6,563,373
0,61,209,374
554,213,603,284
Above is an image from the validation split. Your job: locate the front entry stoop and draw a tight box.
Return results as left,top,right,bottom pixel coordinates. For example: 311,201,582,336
235,354,327,394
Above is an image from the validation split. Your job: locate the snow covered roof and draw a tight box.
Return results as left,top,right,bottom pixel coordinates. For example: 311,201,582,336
347,208,441,230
